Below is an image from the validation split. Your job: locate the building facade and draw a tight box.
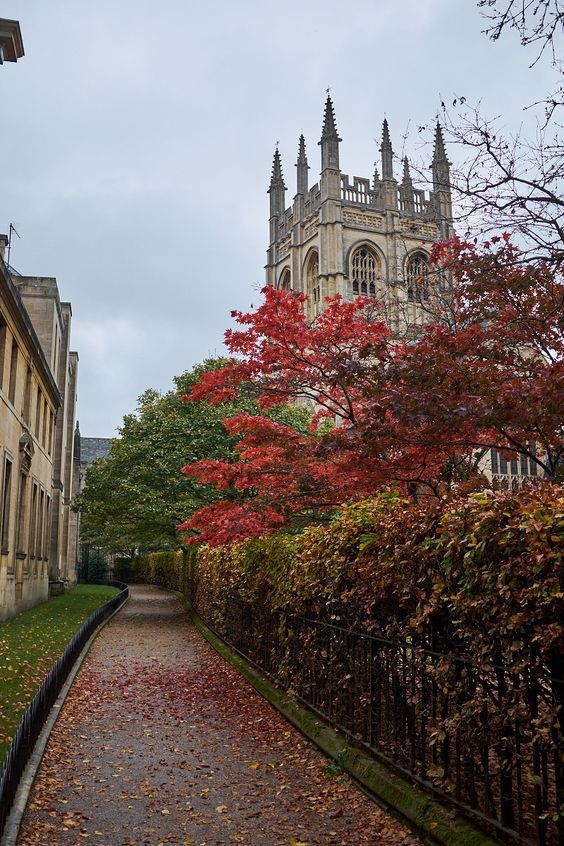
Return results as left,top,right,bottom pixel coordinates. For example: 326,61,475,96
266,96,453,329
0,252,79,620
12,274,79,588
0,255,62,619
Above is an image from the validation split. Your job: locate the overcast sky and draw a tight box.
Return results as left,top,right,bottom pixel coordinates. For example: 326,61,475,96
0,0,554,436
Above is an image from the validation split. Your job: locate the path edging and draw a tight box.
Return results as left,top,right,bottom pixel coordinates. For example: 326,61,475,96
0,594,129,846
187,604,500,846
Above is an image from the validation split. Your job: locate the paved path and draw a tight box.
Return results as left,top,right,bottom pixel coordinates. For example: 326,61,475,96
18,586,422,846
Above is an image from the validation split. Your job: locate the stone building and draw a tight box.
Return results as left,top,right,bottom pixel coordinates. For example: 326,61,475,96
0,257,79,620
11,273,79,588
266,96,453,328
0,254,62,619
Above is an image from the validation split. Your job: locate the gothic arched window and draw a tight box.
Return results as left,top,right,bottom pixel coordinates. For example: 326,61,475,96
406,252,430,302
306,252,320,306
351,246,380,297
278,268,291,292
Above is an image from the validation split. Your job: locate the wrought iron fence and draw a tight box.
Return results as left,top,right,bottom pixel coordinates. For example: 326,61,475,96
0,581,128,839
194,592,563,846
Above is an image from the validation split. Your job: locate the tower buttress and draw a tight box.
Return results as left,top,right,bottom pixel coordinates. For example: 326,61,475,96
432,122,450,190
268,147,286,218
316,95,344,302
431,122,453,238
318,95,341,171
379,119,398,209
318,95,342,202
296,134,309,196
268,147,286,246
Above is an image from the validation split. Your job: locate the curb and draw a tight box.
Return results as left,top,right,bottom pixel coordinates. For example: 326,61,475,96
187,605,500,846
0,594,129,846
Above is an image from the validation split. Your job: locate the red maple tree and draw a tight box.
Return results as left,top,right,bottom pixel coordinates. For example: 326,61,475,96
180,238,563,545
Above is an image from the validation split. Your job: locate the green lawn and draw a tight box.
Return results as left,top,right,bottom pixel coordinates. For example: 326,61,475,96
0,584,120,762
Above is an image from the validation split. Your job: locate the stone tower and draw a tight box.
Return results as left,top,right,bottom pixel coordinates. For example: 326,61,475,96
266,97,453,330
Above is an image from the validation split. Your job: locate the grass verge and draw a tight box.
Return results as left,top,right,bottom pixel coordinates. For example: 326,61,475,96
0,584,119,762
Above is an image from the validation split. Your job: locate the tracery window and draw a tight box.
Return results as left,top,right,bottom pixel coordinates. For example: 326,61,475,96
406,252,430,302
306,252,320,306
351,246,379,297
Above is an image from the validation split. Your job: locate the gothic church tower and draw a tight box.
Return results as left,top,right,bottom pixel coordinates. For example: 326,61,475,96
266,97,453,330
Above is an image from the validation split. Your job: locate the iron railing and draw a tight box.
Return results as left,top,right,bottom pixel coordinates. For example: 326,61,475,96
194,593,563,846
0,581,128,839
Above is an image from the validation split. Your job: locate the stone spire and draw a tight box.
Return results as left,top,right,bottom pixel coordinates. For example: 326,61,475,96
269,147,286,190
268,147,286,218
319,95,341,171
380,118,394,180
432,121,450,190
402,156,412,185
296,134,309,196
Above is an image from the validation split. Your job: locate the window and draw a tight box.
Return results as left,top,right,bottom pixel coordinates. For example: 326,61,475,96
492,446,540,486
42,399,48,447
16,472,28,552
406,252,430,302
23,367,32,423
1,457,13,550
45,495,51,562
278,268,291,292
48,410,54,455
305,253,320,313
38,489,45,558
35,387,42,438
0,316,7,390
8,339,18,404
29,482,38,560
351,246,379,297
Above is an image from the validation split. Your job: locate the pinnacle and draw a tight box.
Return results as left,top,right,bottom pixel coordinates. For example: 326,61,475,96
297,134,308,164
381,118,392,149
402,156,412,183
320,95,341,141
269,147,286,188
433,121,448,162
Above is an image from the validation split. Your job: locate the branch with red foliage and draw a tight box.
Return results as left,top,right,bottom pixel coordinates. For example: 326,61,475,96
181,239,562,544
187,287,391,426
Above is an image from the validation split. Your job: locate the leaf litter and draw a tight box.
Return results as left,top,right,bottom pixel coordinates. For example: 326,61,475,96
18,585,422,846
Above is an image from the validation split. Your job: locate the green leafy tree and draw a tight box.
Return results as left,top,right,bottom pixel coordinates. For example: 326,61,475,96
75,359,309,554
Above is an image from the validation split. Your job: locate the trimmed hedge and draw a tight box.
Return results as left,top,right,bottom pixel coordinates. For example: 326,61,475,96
124,549,195,595
195,486,563,671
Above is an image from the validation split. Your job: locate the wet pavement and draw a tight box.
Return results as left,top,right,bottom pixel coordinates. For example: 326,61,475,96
17,585,422,846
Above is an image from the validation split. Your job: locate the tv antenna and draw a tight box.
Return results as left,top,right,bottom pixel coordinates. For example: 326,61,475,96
7,223,20,268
